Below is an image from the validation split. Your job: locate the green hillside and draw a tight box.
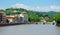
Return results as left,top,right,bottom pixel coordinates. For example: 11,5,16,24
0,8,60,22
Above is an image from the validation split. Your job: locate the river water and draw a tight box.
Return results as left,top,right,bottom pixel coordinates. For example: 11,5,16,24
0,24,60,35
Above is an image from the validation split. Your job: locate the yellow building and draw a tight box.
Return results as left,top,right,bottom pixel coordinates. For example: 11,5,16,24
6,15,15,23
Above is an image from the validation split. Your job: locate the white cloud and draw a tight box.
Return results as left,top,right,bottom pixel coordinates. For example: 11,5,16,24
50,6,60,9
12,3,60,12
12,3,30,10
50,6,60,11
0,8,5,10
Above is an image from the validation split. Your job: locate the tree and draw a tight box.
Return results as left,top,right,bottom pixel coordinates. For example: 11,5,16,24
55,13,60,22
28,14,41,22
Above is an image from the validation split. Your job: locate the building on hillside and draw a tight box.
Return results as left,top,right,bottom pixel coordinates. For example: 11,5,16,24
0,12,7,24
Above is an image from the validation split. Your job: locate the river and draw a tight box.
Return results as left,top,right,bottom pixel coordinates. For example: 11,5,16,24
0,24,60,35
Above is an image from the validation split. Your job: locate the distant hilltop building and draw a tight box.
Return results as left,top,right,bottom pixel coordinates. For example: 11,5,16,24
0,12,7,23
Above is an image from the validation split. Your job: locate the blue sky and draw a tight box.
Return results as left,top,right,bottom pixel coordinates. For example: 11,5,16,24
0,0,60,11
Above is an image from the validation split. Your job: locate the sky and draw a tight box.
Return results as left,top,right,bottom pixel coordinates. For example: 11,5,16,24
0,0,60,12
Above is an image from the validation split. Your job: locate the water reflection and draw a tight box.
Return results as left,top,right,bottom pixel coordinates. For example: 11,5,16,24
0,24,60,35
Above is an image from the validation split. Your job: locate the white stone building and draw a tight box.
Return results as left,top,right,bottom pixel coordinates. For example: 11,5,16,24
19,13,28,23
13,13,28,23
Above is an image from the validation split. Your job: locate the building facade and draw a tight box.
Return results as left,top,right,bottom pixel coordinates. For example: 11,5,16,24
19,13,28,23
13,13,28,23
7,15,14,23
0,12,7,24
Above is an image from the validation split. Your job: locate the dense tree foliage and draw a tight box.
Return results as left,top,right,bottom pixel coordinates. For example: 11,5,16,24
55,13,60,21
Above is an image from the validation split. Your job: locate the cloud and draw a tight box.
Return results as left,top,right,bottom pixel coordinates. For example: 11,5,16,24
0,8,5,10
12,3,30,10
12,3,60,12
50,6,60,11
